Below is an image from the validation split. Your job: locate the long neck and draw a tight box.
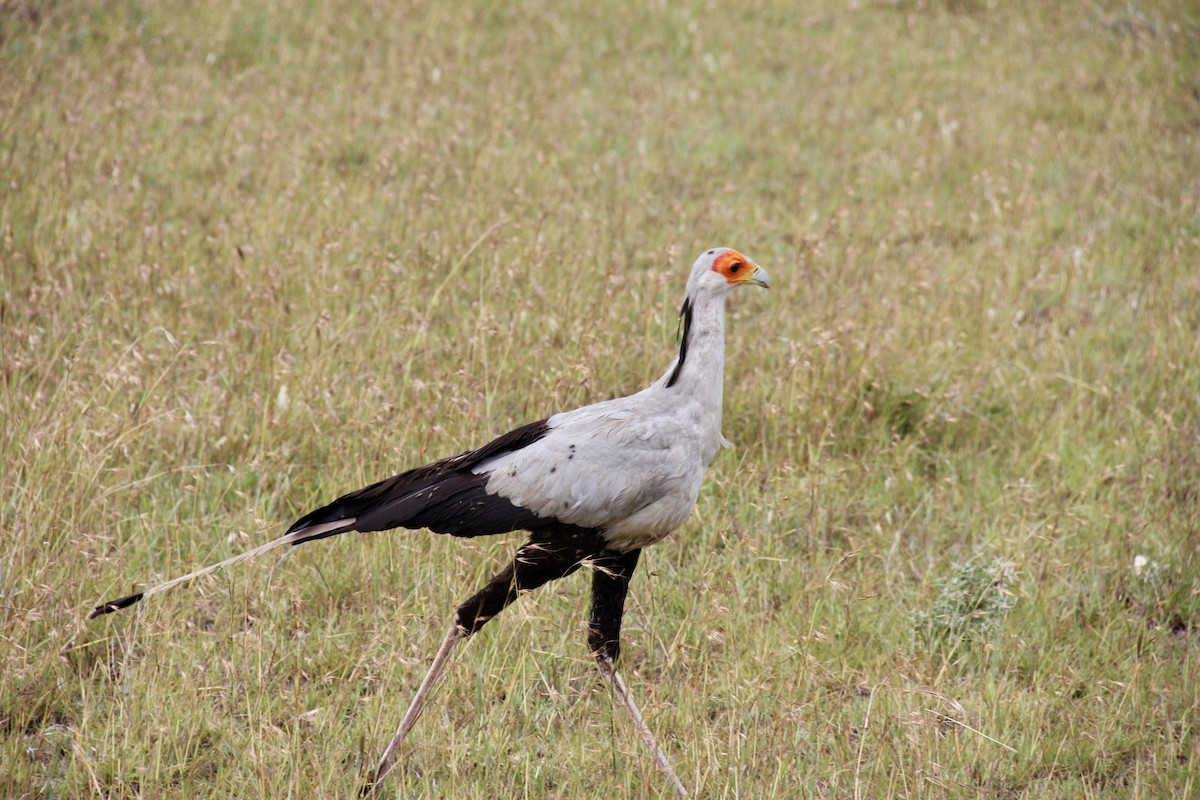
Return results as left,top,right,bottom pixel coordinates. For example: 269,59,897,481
658,292,727,414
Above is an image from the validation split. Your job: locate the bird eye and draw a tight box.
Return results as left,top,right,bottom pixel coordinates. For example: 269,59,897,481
729,262,742,273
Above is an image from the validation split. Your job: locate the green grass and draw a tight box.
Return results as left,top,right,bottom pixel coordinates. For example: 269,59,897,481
3,0,1199,796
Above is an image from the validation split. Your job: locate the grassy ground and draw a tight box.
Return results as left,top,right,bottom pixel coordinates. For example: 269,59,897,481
3,0,1199,797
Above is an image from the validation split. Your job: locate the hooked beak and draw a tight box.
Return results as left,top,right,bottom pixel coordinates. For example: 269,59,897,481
734,264,770,289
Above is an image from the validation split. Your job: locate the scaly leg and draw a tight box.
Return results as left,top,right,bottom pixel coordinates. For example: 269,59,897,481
362,623,464,796
595,656,687,798
589,549,687,797
362,529,603,796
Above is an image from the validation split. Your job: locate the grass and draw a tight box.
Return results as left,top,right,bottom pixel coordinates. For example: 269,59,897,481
2,0,1199,796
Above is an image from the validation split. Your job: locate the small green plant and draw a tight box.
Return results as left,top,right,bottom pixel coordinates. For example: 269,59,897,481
912,558,1018,658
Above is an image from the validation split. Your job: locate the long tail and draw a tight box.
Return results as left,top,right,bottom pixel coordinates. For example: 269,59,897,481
90,418,555,620
88,519,354,619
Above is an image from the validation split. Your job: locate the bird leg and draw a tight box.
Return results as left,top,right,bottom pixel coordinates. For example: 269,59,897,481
361,531,600,796
362,623,464,797
595,656,687,798
588,548,687,797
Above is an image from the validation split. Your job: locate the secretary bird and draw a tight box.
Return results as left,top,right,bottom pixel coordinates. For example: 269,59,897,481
90,247,769,796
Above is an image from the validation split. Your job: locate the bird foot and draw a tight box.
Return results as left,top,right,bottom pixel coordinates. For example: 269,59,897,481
358,773,380,799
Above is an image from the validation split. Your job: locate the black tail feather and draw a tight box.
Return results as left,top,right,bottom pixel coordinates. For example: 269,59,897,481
89,591,145,619
287,520,358,546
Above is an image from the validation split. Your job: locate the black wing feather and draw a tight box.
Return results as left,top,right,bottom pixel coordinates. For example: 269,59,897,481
287,418,553,544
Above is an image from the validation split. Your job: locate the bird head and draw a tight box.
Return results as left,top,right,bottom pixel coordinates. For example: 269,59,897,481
686,248,770,297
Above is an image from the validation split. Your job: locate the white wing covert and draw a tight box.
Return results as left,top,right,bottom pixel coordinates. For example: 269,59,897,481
475,398,700,536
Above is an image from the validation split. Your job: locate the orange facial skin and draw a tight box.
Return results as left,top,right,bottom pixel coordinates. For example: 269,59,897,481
711,250,754,283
